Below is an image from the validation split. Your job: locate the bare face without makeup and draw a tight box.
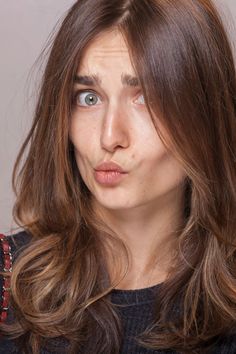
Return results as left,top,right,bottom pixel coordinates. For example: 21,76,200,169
69,29,186,214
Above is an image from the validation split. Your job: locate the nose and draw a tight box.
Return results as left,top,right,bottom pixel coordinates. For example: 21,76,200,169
100,103,130,152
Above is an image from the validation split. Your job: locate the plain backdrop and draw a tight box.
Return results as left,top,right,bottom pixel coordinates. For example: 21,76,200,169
0,0,236,235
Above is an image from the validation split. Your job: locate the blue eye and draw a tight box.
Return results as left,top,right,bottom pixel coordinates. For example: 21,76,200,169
74,91,102,107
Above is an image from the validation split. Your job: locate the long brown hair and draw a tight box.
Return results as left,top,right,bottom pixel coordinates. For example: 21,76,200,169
1,0,236,353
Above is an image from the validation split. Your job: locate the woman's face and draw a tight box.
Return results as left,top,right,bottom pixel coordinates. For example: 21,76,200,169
69,29,186,211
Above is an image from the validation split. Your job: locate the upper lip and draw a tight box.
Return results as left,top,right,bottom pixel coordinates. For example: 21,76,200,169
95,161,127,173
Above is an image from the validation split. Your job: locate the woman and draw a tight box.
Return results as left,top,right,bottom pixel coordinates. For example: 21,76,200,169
0,0,236,353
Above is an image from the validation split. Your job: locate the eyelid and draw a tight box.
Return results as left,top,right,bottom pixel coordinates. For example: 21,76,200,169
73,89,99,98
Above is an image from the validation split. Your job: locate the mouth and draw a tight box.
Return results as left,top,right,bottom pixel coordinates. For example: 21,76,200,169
95,161,127,174
94,170,128,186
95,169,127,173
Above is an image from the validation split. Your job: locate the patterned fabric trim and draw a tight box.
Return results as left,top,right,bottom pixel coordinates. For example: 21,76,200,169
0,233,12,322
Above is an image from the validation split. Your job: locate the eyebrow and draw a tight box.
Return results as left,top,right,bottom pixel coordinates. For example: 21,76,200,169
73,73,140,87
74,74,101,86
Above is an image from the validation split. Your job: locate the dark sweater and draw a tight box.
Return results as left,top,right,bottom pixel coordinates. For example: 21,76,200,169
0,231,235,354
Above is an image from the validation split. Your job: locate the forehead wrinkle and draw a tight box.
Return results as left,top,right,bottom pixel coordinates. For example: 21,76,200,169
88,42,129,53
92,49,128,52
90,51,129,57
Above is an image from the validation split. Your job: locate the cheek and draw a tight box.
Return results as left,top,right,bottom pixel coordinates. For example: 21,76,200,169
139,145,186,190
137,127,168,166
69,116,101,181
153,153,186,192
69,116,97,154
137,117,185,183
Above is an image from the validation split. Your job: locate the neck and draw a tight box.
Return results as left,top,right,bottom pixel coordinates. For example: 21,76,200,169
92,186,185,289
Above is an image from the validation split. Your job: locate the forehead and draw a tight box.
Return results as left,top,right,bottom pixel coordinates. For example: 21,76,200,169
78,29,133,71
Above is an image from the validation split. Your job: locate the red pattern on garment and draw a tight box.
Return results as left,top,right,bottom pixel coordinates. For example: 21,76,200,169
0,233,12,322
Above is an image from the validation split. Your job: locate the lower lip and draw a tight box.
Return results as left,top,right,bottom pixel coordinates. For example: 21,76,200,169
94,170,127,185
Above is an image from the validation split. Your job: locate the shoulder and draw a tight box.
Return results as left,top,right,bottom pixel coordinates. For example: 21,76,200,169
0,230,32,323
0,229,32,263
211,329,236,353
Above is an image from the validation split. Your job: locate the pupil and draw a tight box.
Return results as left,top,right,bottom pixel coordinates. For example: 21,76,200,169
85,94,97,105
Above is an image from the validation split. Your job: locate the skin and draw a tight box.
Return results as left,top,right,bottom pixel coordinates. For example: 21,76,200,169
69,29,187,289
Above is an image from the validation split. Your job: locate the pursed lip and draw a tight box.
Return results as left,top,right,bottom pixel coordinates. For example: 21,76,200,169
95,161,127,173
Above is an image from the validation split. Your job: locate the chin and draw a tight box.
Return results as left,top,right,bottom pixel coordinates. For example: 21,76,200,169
94,194,134,211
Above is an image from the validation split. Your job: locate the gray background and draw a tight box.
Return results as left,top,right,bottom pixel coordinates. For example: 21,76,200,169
0,1,235,234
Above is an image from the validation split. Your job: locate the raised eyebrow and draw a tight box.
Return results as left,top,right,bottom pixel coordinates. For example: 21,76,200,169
121,74,140,87
73,73,141,87
73,74,101,86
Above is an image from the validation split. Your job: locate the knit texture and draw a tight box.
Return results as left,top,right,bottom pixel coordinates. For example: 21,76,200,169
110,284,175,353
